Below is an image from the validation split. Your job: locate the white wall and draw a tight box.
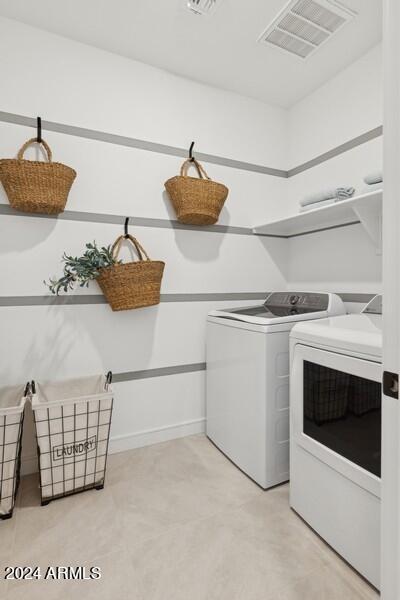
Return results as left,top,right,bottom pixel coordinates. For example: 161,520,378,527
286,44,383,295
288,44,383,169
0,17,383,475
0,17,289,472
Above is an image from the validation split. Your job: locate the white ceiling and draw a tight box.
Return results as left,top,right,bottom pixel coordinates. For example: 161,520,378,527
0,0,382,108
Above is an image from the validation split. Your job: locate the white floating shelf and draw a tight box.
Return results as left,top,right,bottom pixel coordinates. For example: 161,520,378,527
253,190,382,249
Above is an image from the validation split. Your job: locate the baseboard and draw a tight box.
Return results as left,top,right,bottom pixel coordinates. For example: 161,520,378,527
20,418,206,475
108,418,206,454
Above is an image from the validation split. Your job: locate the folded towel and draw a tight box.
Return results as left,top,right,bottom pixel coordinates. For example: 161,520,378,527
299,199,335,212
364,171,383,185
300,187,355,207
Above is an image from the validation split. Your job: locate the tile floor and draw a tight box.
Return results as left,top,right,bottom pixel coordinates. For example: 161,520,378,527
1,435,379,599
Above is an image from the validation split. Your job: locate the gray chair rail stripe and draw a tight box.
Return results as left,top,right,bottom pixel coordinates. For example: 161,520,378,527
288,127,383,177
0,204,363,238
0,292,269,307
0,292,376,307
113,362,206,383
338,293,376,303
0,111,382,178
0,111,286,177
0,204,270,236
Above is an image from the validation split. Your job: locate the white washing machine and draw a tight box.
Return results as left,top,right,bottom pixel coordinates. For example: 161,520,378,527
290,295,382,589
206,292,345,490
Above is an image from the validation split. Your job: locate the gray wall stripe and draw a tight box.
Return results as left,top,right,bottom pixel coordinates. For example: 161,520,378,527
287,127,383,177
1,202,359,238
0,111,382,179
113,362,206,383
0,295,107,307
0,204,259,236
0,291,375,307
0,110,287,178
338,293,376,303
161,292,267,302
0,292,268,307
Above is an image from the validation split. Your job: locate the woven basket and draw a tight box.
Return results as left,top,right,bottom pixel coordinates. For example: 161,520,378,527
96,234,165,311
164,159,228,225
0,138,76,214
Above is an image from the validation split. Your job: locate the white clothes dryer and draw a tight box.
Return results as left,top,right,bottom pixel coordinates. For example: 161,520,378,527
290,295,382,588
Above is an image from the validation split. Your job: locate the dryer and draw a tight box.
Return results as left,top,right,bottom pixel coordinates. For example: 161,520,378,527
206,292,345,490
290,295,382,588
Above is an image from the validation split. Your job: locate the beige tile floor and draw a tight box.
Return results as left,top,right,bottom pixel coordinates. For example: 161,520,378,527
1,434,379,600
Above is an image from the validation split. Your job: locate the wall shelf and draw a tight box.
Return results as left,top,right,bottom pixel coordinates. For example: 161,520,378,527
253,190,383,250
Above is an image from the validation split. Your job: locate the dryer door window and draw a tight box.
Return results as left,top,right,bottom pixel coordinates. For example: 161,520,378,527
303,361,381,477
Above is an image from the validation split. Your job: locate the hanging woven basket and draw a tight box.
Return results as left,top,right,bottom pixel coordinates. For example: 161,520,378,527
164,158,228,226
96,234,165,311
0,138,76,215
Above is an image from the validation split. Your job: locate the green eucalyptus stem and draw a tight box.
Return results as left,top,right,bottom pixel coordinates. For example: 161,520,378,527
44,242,119,295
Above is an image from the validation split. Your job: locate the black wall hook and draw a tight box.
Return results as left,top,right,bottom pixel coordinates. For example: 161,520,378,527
124,217,129,238
105,370,113,390
36,116,42,143
189,141,195,162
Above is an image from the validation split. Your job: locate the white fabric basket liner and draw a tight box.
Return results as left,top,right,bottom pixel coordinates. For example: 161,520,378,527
0,384,26,516
32,375,112,409
31,375,113,500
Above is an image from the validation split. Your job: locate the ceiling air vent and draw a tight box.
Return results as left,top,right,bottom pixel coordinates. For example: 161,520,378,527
258,0,357,59
185,0,223,16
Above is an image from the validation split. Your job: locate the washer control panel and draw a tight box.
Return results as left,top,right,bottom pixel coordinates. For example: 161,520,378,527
265,292,329,310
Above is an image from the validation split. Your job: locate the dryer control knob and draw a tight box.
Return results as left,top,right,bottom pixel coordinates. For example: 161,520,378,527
290,295,300,305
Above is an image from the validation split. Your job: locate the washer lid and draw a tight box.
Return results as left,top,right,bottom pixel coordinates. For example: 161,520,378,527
208,292,344,326
291,313,382,359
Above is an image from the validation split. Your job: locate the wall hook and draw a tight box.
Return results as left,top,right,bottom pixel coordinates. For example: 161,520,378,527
105,371,113,390
36,116,42,143
124,217,129,238
189,141,195,162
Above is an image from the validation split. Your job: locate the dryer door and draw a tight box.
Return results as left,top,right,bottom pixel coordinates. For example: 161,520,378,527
292,344,382,497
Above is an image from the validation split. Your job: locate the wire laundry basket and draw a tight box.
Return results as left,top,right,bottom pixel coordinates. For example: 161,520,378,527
0,383,29,519
304,362,349,425
348,374,382,416
31,373,113,505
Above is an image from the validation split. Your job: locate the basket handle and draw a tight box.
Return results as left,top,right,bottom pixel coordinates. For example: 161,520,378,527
111,234,151,262
180,159,210,180
17,137,53,162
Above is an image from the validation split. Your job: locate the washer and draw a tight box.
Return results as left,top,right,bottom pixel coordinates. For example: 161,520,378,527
290,295,382,588
206,292,345,490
